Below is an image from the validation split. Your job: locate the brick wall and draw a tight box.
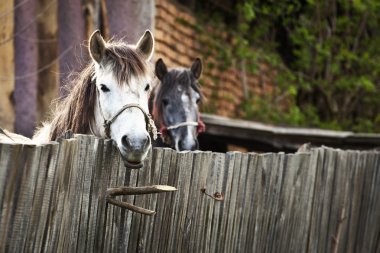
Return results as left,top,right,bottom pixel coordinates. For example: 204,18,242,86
154,0,276,118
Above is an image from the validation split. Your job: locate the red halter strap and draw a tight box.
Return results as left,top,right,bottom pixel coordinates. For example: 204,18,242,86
152,98,206,140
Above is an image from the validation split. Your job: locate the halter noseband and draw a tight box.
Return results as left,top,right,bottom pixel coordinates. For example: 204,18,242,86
97,90,157,140
159,116,206,144
166,121,199,130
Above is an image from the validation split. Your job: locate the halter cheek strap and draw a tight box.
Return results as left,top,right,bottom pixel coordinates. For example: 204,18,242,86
97,90,157,140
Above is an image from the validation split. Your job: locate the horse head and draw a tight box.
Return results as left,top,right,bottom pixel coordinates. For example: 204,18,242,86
152,58,205,151
89,30,155,168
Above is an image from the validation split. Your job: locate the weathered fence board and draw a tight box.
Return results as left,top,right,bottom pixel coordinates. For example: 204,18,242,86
0,134,379,253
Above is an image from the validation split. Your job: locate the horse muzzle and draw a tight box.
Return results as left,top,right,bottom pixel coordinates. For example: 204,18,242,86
119,133,151,169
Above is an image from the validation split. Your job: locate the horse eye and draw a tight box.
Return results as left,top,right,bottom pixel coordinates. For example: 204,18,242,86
100,84,110,92
145,83,150,92
162,98,169,106
196,98,201,104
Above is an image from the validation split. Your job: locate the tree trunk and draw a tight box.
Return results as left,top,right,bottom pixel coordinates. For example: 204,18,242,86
0,0,15,131
37,0,58,124
106,0,154,44
58,0,86,97
14,0,38,137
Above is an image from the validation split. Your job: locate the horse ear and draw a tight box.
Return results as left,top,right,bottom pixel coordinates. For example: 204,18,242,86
136,30,154,61
155,58,168,80
191,58,202,79
89,30,106,64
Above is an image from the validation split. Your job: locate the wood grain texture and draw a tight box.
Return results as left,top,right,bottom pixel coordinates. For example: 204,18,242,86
0,135,379,252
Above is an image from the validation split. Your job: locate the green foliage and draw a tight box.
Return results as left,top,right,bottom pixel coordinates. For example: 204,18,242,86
192,0,380,133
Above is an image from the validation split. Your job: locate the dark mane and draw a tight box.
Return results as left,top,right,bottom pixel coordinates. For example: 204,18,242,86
48,42,149,140
152,68,203,126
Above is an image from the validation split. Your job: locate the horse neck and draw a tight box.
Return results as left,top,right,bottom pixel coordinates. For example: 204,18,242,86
92,95,106,137
36,70,97,141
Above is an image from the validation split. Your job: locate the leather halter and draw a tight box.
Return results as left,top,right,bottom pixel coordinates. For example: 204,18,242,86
96,90,157,140
159,115,206,141
166,121,199,130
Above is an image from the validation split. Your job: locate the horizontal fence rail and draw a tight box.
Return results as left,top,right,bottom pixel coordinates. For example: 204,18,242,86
0,134,379,252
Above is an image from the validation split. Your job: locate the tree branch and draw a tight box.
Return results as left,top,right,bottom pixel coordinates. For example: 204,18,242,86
106,185,177,216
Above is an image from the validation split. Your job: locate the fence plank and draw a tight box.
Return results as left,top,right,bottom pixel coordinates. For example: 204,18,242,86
128,151,152,252
33,143,60,252
24,144,55,252
9,145,41,253
215,152,236,252
151,148,175,253
76,135,96,253
207,152,226,253
238,153,259,253
224,152,243,253
158,148,178,252
0,144,26,252
247,153,264,252
95,139,114,252
355,151,380,252
142,148,165,252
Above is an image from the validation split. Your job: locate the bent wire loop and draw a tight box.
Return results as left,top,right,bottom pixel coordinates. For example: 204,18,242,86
106,185,177,215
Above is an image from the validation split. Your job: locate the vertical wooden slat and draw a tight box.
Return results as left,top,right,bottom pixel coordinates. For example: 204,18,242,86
308,148,327,253
264,153,286,253
103,140,122,252
143,148,164,252
24,144,55,251
238,153,259,253
233,153,250,253
94,139,114,251
215,152,236,252
223,152,243,252
10,145,42,253
0,144,25,252
34,143,60,252
127,152,150,252
158,148,178,252
166,151,192,251
355,151,378,252
1,139,380,252
365,152,380,252
86,137,104,252
76,135,97,253
43,139,73,252
151,148,175,252
56,139,80,252
245,153,264,252
180,150,201,252
253,153,276,253
327,149,351,253
202,153,225,252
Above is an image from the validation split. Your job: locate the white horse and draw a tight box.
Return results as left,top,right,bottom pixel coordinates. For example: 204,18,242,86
0,30,156,168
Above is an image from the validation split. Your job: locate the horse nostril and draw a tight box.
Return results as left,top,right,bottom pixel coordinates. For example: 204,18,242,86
178,139,198,151
122,134,150,151
121,135,132,149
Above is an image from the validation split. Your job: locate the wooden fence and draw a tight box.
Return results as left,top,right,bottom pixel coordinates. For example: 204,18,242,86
0,134,379,252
